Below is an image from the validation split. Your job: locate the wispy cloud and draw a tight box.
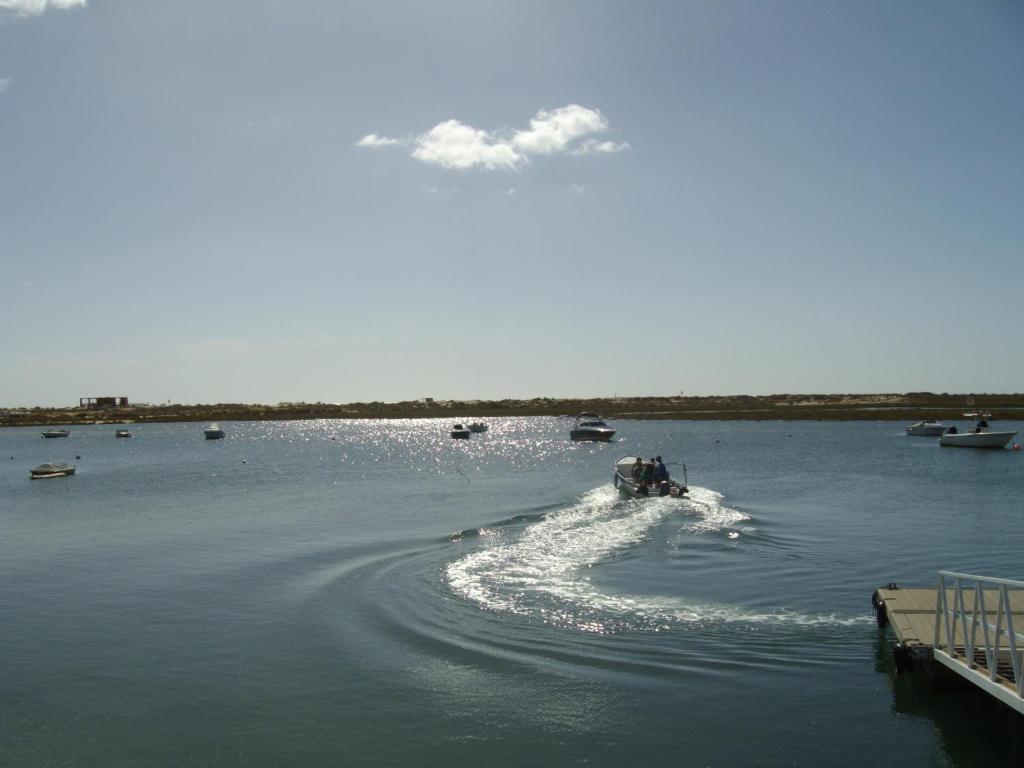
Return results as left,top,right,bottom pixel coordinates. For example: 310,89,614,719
0,77,11,94
357,104,628,172
355,132,403,148
0,0,86,16
572,139,631,155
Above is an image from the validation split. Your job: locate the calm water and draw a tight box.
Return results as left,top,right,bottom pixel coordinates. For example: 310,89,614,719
2,418,1023,766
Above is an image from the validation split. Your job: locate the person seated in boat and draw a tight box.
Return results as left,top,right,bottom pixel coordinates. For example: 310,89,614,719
631,457,644,481
658,480,670,497
654,456,669,483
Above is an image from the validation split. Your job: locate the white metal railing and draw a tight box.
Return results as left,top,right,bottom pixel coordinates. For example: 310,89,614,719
934,571,1024,699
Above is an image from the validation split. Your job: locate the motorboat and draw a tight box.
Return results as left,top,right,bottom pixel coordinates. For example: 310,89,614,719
467,422,488,433
30,463,76,479
451,424,471,439
906,420,949,436
570,413,616,442
115,430,133,438
41,429,70,438
613,455,687,498
939,418,1017,449
204,423,226,440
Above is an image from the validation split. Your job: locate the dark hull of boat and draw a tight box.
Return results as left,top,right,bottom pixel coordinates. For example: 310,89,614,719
570,429,615,442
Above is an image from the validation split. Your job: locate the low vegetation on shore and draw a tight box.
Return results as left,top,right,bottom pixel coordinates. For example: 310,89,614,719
3,393,1023,428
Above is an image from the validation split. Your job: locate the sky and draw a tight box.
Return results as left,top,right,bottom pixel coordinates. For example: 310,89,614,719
1,0,1022,407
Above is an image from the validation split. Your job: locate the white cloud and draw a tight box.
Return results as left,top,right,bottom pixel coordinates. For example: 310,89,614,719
0,0,85,16
411,119,522,171
511,105,607,155
355,133,403,148
0,77,11,94
357,104,627,172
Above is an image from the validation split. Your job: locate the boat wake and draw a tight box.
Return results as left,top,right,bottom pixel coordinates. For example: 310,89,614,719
444,486,865,633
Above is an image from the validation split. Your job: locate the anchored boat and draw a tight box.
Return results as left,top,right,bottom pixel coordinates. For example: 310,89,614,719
906,420,949,436
41,429,70,438
939,417,1016,449
570,413,616,442
30,463,76,479
204,423,226,439
451,424,471,439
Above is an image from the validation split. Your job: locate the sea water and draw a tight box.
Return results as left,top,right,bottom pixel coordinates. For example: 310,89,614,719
2,418,1023,766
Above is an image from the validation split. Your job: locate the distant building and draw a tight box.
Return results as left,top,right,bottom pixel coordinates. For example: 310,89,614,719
80,396,129,409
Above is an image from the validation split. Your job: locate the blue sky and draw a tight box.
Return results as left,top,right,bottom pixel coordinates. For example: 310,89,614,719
2,0,1022,407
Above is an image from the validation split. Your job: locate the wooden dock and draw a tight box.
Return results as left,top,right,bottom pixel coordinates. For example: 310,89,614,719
874,572,1024,715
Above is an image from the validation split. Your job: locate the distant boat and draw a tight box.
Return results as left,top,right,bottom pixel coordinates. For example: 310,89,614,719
30,462,75,479
939,418,1016,449
115,430,133,438
906,420,948,436
204,423,226,440
570,413,615,442
41,429,70,439
451,424,471,439
467,422,488,433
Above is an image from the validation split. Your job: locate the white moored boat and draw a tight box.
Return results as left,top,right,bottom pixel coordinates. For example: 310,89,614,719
41,429,70,438
204,423,226,439
906,420,949,436
939,418,1016,449
570,413,616,442
451,424,471,439
613,455,688,498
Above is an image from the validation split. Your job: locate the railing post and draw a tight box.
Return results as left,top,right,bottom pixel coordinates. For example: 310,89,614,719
1004,584,1023,697
955,574,968,661
977,582,994,677
935,572,947,650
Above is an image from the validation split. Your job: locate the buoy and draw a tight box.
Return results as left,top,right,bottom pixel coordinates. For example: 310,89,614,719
1013,443,1021,451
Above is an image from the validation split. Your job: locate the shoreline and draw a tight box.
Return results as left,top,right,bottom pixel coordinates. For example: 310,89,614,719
4,393,1024,428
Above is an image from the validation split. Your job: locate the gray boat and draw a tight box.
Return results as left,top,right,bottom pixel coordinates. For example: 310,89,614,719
30,462,76,479
613,455,687,498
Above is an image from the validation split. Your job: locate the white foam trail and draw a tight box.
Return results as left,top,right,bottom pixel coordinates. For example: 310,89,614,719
446,486,865,632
